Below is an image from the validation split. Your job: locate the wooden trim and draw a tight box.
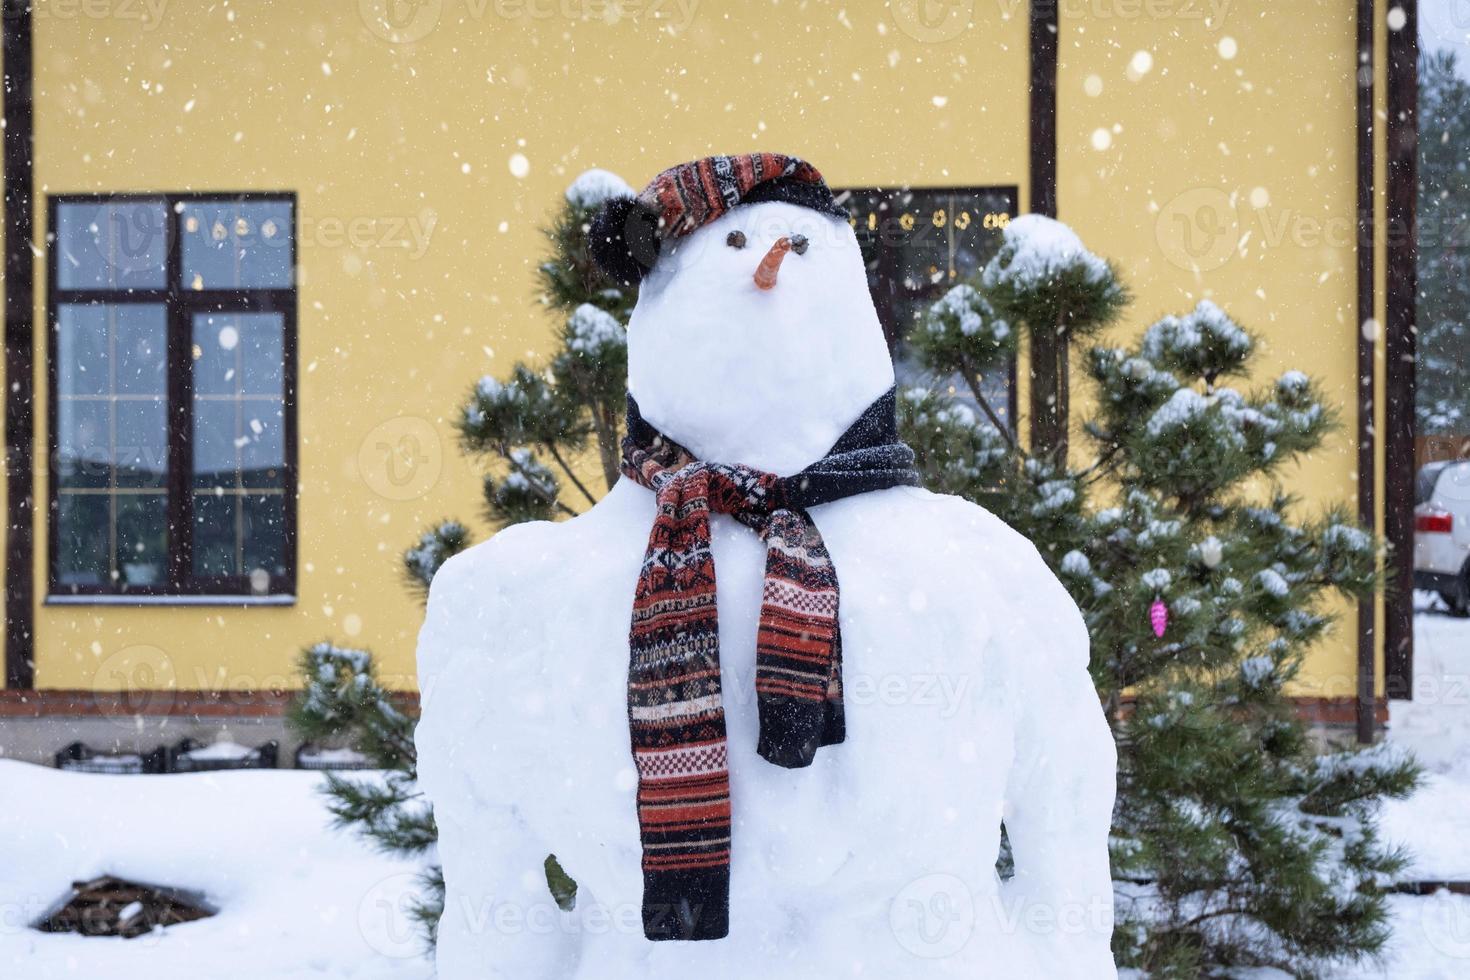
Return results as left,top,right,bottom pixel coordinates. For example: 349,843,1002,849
1384,0,1418,700
0,688,419,718
45,192,299,601
1392,881,1470,896
1028,0,1064,458
3,1,36,690
1355,0,1377,743
1028,3,1058,219
1292,695,1389,728
0,687,1379,727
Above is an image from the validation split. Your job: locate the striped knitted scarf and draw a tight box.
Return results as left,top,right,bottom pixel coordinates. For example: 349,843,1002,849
622,388,919,941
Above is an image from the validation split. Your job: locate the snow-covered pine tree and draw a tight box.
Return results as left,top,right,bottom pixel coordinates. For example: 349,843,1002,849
900,216,1419,978
289,169,636,945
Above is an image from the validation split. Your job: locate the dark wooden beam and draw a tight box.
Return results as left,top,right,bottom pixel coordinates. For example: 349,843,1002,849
1383,0,1418,700
1028,0,1064,458
3,0,36,690
1355,0,1377,743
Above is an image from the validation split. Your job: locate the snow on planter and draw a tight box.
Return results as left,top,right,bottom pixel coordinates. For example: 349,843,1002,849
166,738,278,773
54,741,167,775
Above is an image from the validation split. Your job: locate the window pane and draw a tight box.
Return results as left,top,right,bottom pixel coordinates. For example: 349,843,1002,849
55,200,168,291
54,492,168,590
192,492,238,578
242,493,288,579
114,307,168,396
56,304,167,489
116,494,168,587
56,398,111,490
194,313,284,396
115,398,167,489
193,313,286,490
55,305,109,396
55,494,111,586
180,200,293,290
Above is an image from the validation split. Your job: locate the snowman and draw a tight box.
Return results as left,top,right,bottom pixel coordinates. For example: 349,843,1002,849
415,153,1117,979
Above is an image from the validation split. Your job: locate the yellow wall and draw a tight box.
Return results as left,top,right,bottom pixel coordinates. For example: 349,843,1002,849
19,0,1383,698
27,0,1034,692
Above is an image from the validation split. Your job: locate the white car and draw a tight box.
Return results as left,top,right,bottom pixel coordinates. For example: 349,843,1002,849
1415,459,1470,616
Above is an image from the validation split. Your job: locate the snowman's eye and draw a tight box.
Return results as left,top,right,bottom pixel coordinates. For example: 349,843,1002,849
726,231,747,249
789,234,809,255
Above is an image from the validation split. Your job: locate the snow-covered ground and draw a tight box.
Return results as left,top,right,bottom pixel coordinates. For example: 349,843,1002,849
0,764,432,980
1342,598,1470,980
0,603,1466,978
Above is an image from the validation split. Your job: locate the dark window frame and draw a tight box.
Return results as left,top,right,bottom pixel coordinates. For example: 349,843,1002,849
835,183,1021,430
46,191,298,603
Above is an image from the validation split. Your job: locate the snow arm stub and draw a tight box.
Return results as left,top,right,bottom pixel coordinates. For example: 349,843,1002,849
415,529,587,979
994,536,1118,978
917,490,1117,976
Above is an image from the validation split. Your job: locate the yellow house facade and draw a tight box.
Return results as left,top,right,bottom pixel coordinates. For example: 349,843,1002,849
0,0,1425,754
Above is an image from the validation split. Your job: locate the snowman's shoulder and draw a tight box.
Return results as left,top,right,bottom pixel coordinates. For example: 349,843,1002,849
850,486,1089,665
824,485,1045,568
429,481,651,607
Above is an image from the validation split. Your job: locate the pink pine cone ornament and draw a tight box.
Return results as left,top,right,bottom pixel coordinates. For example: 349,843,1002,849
1149,598,1169,638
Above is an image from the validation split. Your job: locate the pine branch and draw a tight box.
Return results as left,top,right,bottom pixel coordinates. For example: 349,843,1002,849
543,442,599,507
962,366,1021,455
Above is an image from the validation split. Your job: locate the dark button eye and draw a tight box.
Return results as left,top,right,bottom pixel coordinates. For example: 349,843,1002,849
726,230,746,249
789,234,809,255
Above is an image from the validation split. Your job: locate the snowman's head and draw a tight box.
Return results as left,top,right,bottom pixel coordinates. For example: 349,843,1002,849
590,155,894,474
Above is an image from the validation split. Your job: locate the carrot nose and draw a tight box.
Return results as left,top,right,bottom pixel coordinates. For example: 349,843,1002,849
753,236,792,291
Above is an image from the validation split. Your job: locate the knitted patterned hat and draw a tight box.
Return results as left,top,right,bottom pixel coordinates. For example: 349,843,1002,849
589,153,847,285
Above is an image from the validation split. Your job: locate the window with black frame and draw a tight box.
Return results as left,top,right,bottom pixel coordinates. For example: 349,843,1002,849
49,195,297,599
840,186,1019,430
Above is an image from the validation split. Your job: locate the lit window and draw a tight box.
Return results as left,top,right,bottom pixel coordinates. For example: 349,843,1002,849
841,186,1019,430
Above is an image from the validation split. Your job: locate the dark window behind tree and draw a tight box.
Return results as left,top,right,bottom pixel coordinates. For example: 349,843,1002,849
49,195,297,599
840,186,1018,429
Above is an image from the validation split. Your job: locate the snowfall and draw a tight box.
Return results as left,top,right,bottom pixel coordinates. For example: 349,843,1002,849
0,602,1467,979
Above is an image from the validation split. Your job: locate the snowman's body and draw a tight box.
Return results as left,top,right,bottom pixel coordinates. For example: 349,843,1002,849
416,197,1117,979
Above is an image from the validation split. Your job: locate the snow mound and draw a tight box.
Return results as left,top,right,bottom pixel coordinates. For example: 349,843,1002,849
0,761,430,980
982,213,1111,291
565,169,635,210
